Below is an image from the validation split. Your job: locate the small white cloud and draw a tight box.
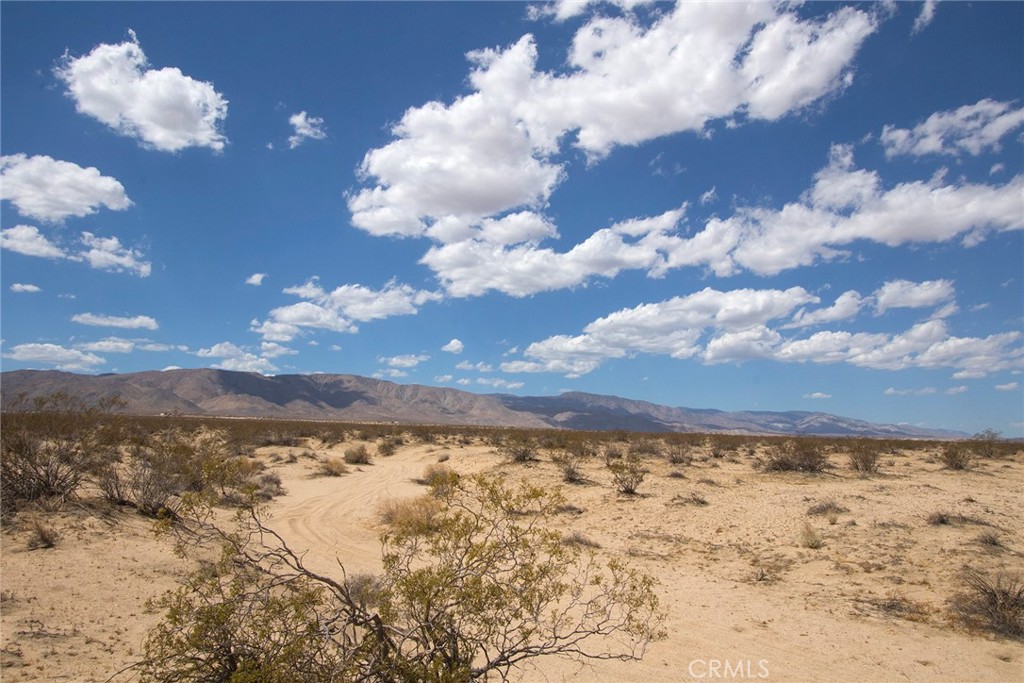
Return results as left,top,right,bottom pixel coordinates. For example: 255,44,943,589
945,385,968,395
912,0,938,34
380,353,429,368
1,225,68,259
55,30,228,152
260,341,296,358
455,360,494,372
246,273,267,286
995,381,1019,392
804,392,831,399
442,338,464,354
699,186,717,205
76,232,151,277
10,283,41,293
0,155,132,223
884,386,938,396
72,312,158,330
435,374,453,383
196,341,276,374
288,111,328,149
881,99,1024,157
873,279,955,315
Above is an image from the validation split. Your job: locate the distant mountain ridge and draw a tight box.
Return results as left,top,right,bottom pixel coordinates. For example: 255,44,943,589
0,369,966,439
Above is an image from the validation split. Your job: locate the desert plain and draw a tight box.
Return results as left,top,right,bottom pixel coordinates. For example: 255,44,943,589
2,421,1022,682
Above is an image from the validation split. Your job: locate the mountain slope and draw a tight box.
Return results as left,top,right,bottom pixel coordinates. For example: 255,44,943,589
0,369,965,438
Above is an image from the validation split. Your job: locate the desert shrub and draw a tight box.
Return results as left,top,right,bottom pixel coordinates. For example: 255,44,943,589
628,439,662,457
939,443,971,470
254,472,285,500
968,429,1012,459
552,451,587,483
848,442,881,475
499,438,539,463
609,455,647,495
141,476,664,682
343,444,372,465
1,393,126,514
416,464,460,498
603,444,624,467
951,570,1024,640
316,458,349,478
666,446,693,466
762,441,829,473
377,437,400,457
95,461,131,506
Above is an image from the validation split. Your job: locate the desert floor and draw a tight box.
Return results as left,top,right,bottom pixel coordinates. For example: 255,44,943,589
2,435,1022,682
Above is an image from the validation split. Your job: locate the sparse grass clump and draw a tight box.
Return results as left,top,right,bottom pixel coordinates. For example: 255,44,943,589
562,530,601,548
807,499,848,516
552,451,587,483
951,570,1024,640
343,445,372,465
26,517,59,550
316,457,349,477
798,522,824,549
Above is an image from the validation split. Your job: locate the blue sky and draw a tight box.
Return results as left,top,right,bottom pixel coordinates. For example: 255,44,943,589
2,1,1022,436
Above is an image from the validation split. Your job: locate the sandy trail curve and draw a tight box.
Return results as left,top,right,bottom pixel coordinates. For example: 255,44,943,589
270,447,434,577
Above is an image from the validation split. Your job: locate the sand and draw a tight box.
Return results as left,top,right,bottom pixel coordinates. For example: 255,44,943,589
2,435,1022,681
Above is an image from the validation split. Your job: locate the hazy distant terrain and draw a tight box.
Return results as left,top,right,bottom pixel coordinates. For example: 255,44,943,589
0,369,965,439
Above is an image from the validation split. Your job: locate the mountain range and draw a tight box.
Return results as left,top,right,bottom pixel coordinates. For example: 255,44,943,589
0,369,965,439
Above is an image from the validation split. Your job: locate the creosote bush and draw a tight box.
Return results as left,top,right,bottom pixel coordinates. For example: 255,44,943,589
139,474,664,681
762,441,829,473
609,455,647,495
848,442,881,475
939,442,971,470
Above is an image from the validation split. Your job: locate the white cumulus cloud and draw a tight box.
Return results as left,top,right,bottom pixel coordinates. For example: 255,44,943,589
197,341,277,374
9,283,42,293
0,155,131,222
55,30,228,152
442,339,464,354
0,225,67,259
246,273,267,286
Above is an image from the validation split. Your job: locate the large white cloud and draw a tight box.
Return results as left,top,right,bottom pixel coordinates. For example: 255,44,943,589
349,2,878,240
665,145,1024,277
0,155,131,222
55,30,228,152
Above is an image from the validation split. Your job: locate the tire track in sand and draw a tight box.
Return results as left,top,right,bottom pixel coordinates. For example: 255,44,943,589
271,451,427,576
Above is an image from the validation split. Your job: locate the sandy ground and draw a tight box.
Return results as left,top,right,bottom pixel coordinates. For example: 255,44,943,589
2,435,1022,682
